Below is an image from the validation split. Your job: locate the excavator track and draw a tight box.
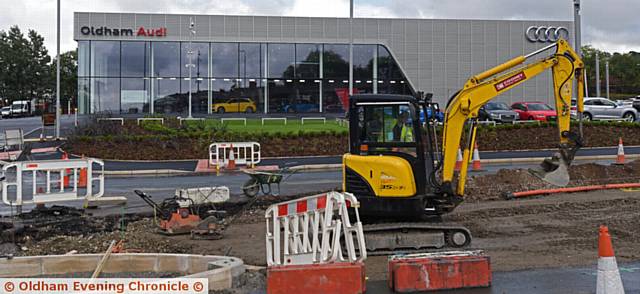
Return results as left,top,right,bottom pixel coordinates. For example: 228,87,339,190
362,222,472,256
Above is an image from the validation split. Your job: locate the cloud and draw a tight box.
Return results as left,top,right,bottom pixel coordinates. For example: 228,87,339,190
0,0,637,55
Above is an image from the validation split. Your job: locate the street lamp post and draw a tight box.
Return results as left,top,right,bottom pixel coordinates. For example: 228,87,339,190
186,17,196,118
348,0,354,96
605,61,610,100
55,0,61,139
596,51,601,97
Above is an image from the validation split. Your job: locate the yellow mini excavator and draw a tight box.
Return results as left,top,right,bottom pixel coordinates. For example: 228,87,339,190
343,39,585,254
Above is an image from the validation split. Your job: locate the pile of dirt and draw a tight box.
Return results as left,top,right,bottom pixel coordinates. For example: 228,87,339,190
465,160,640,201
16,218,193,256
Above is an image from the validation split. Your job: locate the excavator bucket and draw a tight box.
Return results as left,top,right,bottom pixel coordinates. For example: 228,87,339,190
529,153,570,187
529,130,583,187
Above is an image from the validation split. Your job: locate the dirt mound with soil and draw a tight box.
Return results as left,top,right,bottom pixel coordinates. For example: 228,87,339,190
465,160,640,201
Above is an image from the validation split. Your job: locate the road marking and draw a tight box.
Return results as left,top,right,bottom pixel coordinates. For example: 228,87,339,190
620,188,640,192
24,127,42,137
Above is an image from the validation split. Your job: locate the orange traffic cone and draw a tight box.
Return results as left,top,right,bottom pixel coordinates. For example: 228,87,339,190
61,151,70,187
472,142,483,172
596,225,624,294
227,144,236,170
615,138,625,165
454,148,463,171
78,154,88,188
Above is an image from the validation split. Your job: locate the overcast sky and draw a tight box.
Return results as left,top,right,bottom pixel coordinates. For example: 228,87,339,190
0,0,638,55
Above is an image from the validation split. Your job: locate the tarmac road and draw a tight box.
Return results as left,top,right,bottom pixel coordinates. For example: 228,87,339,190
0,158,620,216
366,262,640,294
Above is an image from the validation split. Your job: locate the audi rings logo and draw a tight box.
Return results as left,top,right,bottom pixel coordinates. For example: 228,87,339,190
525,26,570,43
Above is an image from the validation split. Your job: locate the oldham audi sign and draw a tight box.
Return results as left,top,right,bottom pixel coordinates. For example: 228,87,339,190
80,26,168,37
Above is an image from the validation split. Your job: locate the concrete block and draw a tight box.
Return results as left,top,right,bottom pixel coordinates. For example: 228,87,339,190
0,257,43,277
267,262,366,294
84,196,127,208
102,255,156,273
42,256,100,275
156,255,188,273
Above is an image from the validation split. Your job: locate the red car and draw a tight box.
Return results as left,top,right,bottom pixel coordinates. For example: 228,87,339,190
511,102,557,121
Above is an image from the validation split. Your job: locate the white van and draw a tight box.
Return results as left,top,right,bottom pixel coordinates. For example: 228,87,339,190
10,100,33,117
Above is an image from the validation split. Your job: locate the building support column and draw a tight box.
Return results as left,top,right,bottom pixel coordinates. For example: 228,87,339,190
264,44,269,114
373,47,378,94
319,48,323,113
150,44,155,114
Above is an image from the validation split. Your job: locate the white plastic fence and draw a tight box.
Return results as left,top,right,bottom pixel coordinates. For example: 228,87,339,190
512,120,541,125
1,158,105,207
477,121,497,126
265,191,367,266
209,142,261,167
97,118,124,125
221,118,247,125
262,117,287,125
600,118,633,122
301,117,326,125
137,118,164,125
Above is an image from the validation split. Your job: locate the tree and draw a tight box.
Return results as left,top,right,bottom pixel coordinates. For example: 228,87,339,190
582,45,640,98
50,50,78,109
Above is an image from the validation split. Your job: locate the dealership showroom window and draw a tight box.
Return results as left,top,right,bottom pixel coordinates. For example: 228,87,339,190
78,40,413,115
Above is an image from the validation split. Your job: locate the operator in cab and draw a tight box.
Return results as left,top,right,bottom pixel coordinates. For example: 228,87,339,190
393,111,414,142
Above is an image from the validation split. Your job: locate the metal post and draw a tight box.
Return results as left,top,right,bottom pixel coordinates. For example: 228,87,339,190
605,61,610,99
348,0,354,96
574,0,584,137
55,0,61,139
595,51,601,97
187,17,196,118
67,100,71,116
573,0,582,57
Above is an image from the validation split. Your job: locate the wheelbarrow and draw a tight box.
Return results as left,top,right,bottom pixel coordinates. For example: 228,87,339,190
241,166,297,197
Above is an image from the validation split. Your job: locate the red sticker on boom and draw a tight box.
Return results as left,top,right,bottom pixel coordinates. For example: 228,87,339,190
495,72,526,91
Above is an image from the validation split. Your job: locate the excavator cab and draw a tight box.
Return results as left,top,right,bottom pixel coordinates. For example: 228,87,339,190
344,94,440,219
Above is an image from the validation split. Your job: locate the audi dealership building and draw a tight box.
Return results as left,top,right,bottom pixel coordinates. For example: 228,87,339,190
74,12,573,115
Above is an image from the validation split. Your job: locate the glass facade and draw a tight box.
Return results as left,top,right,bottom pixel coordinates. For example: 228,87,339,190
78,41,413,114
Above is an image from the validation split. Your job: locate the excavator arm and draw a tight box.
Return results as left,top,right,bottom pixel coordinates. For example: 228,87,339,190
440,39,585,197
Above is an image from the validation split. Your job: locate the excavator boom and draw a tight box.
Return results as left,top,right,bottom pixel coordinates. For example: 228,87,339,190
440,39,584,197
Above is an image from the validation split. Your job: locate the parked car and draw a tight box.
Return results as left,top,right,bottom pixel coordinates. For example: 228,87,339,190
212,98,257,114
571,97,637,121
511,102,557,121
282,102,319,113
10,100,34,117
1,106,10,118
478,102,519,123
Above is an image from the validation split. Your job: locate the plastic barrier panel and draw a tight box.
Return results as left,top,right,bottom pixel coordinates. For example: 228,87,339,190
1,158,104,207
209,142,261,167
265,192,366,266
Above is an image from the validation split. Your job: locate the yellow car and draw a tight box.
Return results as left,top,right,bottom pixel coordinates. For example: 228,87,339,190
212,98,257,113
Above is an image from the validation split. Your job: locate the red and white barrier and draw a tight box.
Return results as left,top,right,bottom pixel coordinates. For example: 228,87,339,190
265,192,367,294
1,158,105,210
209,142,260,168
265,191,366,266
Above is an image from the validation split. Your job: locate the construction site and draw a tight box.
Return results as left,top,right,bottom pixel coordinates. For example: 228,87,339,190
1,2,640,293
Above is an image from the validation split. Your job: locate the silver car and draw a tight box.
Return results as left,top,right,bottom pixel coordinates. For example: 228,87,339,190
572,97,638,121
